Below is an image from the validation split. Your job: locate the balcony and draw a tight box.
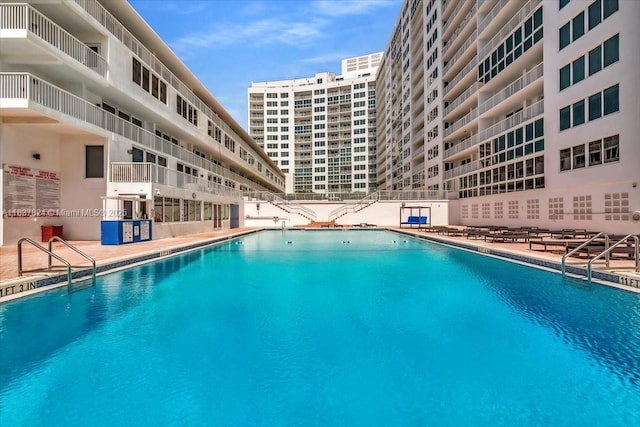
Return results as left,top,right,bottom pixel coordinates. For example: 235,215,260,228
443,160,480,180
110,162,242,198
479,63,543,114
443,134,480,160
444,55,478,98
70,0,256,166
443,5,477,59
443,35,477,79
0,73,273,193
0,3,107,77
478,0,512,36
444,81,482,118
478,99,543,142
443,107,479,138
478,0,542,60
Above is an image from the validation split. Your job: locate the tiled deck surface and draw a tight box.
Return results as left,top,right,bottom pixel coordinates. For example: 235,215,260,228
1,226,638,297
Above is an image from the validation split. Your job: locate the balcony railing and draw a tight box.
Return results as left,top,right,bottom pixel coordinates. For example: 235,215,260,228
479,99,544,142
0,73,272,193
478,0,542,60
443,134,480,160
444,55,478,97
443,5,477,57
444,81,482,117
110,162,243,198
443,35,477,77
71,0,270,178
0,3,107,76
442,0,466,36
444,107,479,137
478,0,512,35
443,160,480,180
479,62,543,114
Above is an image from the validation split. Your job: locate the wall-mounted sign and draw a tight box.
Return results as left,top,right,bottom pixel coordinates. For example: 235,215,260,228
3,165,60,216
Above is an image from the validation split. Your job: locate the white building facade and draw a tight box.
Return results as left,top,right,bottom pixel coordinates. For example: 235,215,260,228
0,0,284,245
248,53,382,194
376,0,640,234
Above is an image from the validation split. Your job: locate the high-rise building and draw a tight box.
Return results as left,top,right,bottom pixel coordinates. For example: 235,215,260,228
376,0,639,234
248,53,382,194
0,0,284,245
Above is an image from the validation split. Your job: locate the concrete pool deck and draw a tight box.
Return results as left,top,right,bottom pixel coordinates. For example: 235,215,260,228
1,226,639,301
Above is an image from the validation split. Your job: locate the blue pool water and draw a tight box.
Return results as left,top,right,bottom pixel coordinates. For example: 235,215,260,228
1,229,639,425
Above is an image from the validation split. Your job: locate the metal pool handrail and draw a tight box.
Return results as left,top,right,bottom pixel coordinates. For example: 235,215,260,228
18,237,72,285
587,234,639,282
561,232,608,276
48,236,97,286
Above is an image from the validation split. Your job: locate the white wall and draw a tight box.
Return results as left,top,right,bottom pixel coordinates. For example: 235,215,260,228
243,200,451,228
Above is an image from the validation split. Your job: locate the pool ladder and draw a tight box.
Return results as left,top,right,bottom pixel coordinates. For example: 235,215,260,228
561,233,640,282
17,237,96,286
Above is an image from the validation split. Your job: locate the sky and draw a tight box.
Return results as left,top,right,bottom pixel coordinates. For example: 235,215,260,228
128,0,402,129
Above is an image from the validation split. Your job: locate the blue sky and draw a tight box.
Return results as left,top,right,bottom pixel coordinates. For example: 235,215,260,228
128,0,401,129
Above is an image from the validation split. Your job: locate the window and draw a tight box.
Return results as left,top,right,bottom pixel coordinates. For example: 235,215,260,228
559,23,571,49
603,134,619,163
572,56,585,84
572,13,584,41
588,0,601,29
603,0,618,19
132,58,141,85
603,84,619,115
588,92,602,120
572,145,586,169
588,140,602,165
560,0,570,9
560,65,571,90
588,45,602,75
85,145,104,178
573,100,585,126
560,148,572,171
142,67,150,92
603,34,619,67
560,106,571,131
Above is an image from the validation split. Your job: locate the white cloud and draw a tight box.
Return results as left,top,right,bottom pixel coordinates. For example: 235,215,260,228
312,0,399,17
171,17,327,56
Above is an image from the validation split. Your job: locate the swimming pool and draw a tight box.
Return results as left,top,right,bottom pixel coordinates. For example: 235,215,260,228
1,229,639,425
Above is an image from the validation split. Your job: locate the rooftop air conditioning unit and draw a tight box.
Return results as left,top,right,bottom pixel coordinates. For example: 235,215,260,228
632,211,640,222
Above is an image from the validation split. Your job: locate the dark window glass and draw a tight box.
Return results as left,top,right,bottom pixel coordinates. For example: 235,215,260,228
534,8,543,28
560,148,572,171
588,0,602,29
603,0,618,19
588,45,602,75
102,102,116,114
151,74,159,98
534,28,543,44
603,84,619,115
498,44,504,60
506,35,513,51
132,58,141,85
535,139,544,152
524,37,532,51
142,67,150,92
507,132,515,147
603,34,619,67
85,146,104,178
132,147,144,162
525,18,533,37
514,46,522,59
526,123,534,141
560,0,570,10
535,119,544,137
560,106,571,130
572,13,584,42
573,100,585,126
572,56,585,84
146,152,156,163
516,128,523,144
514,28,522,45
159,81,167,103
559,23,571,49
